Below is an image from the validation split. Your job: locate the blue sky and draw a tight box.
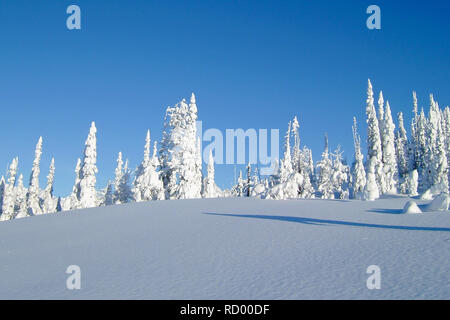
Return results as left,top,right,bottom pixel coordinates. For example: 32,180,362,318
0,0,449,195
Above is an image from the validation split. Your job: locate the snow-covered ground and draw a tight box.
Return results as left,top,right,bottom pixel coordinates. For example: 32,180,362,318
0,196,448,299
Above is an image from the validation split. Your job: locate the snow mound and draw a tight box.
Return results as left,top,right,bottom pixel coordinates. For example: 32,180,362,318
402,200,422,214
424,193,450,212
420,184,448,200
420,189,433,200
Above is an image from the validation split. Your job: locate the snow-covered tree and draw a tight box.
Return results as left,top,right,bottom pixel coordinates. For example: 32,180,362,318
27,137,43,215
406,169,419,196
159,93,202,199
116,159,133,204
351,117,366,199
133,131,164,202
42,158,56,213
291,116,301,173
416,108,428,190
1,157,19,221
103,181,114,206
298,147,315,198
77,122,98,209
56,197,62,212
0,176,5,215
365,80,386,194
14,174,29,219
66,158,82,210
316,135,334,199
381,101,398,193
202,150,221,198
363,156,380,201
443,107,450,184
431,116,448,192
113,151,124,204
279,121,293,183
232,170,245,197
331,146,349,199
395,112,409,193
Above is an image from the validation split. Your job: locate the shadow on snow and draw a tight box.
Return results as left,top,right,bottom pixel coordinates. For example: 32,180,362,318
203,212,450,232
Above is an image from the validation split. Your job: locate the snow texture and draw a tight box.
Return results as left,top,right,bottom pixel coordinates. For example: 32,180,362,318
402,200,422,214
0,197,448,299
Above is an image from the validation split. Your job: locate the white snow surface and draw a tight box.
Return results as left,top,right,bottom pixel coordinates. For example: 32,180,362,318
425,193,450,212
0,197,449,300
402,200,422,214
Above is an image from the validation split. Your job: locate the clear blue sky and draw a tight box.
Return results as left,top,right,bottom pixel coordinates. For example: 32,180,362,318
0,0,449,195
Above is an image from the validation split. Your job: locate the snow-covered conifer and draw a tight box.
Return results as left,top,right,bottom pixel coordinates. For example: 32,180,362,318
331,146,349,199
1,157,19,220
159,93,202,199
233,170,245,197
14,174,29,219
381,101,398,193
279,121,293,183
351,117,366,199
77,122,98,209
67,158,82,210
316,135,334,199
363,156,380,201
395,112,409,193
113,151,124,204
365,80,386,194
133,131,164,202
103,181,114,206
27,137,43,215
202,150,221,198
116,159,133,204
42,158,56,213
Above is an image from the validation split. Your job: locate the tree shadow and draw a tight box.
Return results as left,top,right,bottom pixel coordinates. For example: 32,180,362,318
203,212,450,232
367,208,404,214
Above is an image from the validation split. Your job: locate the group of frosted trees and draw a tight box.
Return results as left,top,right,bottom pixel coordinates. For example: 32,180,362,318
1,83,448,221
0,93,221,221
356,79,449,201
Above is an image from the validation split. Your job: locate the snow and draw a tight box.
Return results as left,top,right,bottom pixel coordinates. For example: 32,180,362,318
0,197,448,299
425,193,450,212
402,200,422,214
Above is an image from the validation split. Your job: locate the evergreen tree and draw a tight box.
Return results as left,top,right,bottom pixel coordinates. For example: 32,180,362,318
1,157,19,221
159,93,202,199
351,117,366,199
77,122,98,208
316,135,334,199
279,121,293,183
202,150,221,198
42,158,56,213
133,131,164,202
116,159,133,204
68,158,82,210
395,112,409,193
14,174,29,218
113,151,124,204
365,79,386,194
27,137,43,215
416,108,428,190
0,176,5,215
363,156,380,201
291,116,301,173
233,170,245,197
381,101,398,193
103,181,114,206
331,145,349,199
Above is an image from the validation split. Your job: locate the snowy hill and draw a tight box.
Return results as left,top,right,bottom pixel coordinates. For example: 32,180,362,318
0,197,449,299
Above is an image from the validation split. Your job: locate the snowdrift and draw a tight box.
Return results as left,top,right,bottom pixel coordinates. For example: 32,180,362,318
0,197,449,299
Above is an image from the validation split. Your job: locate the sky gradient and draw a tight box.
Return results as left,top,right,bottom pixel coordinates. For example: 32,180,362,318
0,0,449,195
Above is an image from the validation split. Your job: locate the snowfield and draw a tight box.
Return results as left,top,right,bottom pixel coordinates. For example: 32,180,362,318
0,197,449,300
